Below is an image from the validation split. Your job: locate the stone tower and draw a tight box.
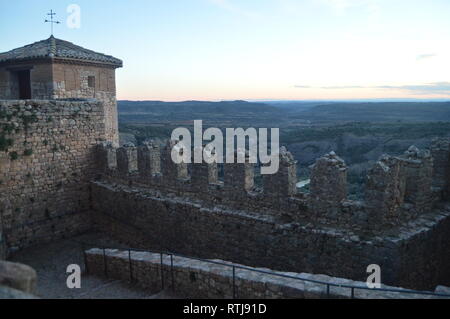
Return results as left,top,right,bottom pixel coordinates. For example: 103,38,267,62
0,36,123,144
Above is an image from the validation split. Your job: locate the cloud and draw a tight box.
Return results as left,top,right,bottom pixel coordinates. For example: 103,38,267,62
293,82,450,95
294,85,368,89
416,53,437,61
377,82,450,95
321,85,366,89
207,0,260,18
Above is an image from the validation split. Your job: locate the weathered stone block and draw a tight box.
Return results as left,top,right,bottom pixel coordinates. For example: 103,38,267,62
138,141,161,176
97,142,117,171
309,151,347,214
365,155,405,223
191,147,219,191
430,138,450,198
400,146,433,212
161,140,188,182
263,147,297,197
0,260,37,294
223,150,255,194
117,143,138,174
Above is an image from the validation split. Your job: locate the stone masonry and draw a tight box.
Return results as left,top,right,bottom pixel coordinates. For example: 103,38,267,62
309,151,347,217
90,139,450,290
0,36,122,145
401,146,434,212
0,99,107,249
2,99,449,291
365,155,405,224
263,146,297,198
431,138,450,197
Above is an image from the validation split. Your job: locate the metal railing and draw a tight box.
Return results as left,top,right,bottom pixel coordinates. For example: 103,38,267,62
75,240,450,299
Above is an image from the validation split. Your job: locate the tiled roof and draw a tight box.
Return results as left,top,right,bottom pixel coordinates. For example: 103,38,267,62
0,36,122,67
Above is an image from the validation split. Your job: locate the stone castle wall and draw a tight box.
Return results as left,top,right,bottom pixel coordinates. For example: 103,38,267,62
90,138,450,290
0,62,119,145
52,63,119,145
91,181,450,290
0,95,449,291
0,99,108,250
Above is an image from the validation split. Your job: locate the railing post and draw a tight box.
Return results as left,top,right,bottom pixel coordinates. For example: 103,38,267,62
170,254,175,291
232,266,236,299
351,287,355,299
82,243,89,275
128,249,133,283
103,247,108,278
160,252,165,290
326,284,330,298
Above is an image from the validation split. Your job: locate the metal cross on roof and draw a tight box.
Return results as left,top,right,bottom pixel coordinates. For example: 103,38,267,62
44,10,61,36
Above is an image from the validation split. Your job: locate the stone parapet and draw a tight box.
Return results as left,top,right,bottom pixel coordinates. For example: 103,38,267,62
85,248,450,299
95,139,450,231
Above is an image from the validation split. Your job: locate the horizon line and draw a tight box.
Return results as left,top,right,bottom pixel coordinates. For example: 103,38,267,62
117,98,450,103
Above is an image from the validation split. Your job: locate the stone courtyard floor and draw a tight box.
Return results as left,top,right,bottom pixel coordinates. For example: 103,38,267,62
9,232,178,299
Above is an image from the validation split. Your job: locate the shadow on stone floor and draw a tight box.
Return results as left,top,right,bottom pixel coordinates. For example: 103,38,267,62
8,232,181,299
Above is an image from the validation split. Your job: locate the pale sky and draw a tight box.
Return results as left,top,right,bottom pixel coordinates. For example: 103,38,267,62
1,0,450,101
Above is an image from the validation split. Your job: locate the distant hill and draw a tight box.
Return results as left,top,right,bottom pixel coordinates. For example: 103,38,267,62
294,102,450,122
264,101,336,112
118,100,277,115
117,100,280,126
118,100,450,125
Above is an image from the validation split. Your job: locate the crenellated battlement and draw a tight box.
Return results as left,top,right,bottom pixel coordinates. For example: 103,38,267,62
1,98,448,289
309,151,348,216
263,146,297,198
365,155,405,224
95,137,450,233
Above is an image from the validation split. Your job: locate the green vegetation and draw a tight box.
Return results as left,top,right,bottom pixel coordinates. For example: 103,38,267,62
21,113,38,129
9,151,19,161
119,124,174,144
295,102,450,123
0,134,14,152
281,122,450,144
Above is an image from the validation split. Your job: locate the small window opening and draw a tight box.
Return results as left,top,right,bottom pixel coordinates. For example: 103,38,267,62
88,76,95,88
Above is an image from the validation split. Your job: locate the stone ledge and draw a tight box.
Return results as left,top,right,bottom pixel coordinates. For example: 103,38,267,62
85,248,449,299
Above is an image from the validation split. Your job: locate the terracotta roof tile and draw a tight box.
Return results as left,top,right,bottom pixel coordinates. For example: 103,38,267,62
0,36,122,67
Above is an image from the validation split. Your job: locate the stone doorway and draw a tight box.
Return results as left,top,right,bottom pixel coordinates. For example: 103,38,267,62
17,69,31,99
